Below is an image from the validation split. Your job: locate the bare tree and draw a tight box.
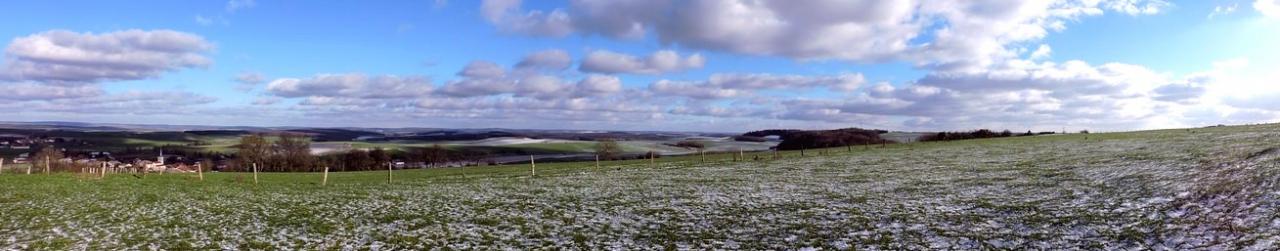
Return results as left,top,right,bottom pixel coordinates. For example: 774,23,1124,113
33,146,65,173
274,133,313,172
341,149,372,171
594,138,622,161
235,134,270,171
369,147,390,170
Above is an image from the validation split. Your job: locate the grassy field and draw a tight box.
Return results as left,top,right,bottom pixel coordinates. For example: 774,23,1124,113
1,124,1278,249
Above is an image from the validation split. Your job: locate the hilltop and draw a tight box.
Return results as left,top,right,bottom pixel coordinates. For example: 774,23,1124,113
0,123,1276,249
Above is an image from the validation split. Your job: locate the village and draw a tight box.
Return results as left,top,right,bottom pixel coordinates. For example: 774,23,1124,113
0,135,217,174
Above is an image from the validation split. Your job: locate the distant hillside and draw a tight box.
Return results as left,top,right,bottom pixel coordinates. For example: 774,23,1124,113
742,128,893,150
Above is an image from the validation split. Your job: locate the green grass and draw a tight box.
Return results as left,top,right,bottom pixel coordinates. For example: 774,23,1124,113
1,124,1278,249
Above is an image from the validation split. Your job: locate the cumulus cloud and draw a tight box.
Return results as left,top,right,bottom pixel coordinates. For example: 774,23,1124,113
755,58,1279,131
482,0,1171,69
1104,0,1172,15
457,60,506,78
650,73,865,99
650,80,744,100
233,72,264,92
4,90,218,114
1029,44,1052,60
515,49,572,71
0,29,224,119
440,55,624,98
916,60,1164,98
0,82,104,100
481,0,573,36
252,97,281,106
266,74,433,99
0,29,213,85
1152,74,1211,104
259,56,1280,132
580,50,704,74
513,75,569,99
574,74,622,96
1209,4,1239,18
1257,0,1280,18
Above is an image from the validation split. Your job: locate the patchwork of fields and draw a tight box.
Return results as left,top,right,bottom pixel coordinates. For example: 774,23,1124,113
1,124,1278,249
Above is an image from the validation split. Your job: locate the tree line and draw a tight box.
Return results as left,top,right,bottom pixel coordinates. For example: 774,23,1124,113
743,128,893,150
916,129,1059,142
230,134,511,172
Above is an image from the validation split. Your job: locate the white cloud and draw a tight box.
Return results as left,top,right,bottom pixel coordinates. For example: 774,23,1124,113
515,49,572,71
0,82,104,100
437,78,517,98
0,29,213,85
650,80,745,99
574,74,622,96
481,0,573,36
234,72,264,92
252,97,281,106
457,60,506,78
226,0,256,13
482,0,1171,70
1029,44,1052,60
1257,0,1280,18
266,74,433,99
0,29,222,118
1105,0,1172,15
1152,74,1211,104
3,90,218,114
514,75,570,99
649,73,865,99
579,50,704,74
1209,4,1239,18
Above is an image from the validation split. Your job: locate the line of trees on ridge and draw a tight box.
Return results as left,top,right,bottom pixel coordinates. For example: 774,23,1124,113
916,129,1060,142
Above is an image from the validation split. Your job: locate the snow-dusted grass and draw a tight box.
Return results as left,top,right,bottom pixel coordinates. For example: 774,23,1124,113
2,124,1279,249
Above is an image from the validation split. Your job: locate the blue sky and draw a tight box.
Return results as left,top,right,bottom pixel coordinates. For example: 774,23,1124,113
0,0,1277,132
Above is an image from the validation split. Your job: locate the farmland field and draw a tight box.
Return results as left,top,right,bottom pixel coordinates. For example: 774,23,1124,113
1,124,1279,249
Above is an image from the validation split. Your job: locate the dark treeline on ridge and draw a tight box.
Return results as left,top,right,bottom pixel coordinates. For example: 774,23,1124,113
742,128,893,150
916,129,1059,142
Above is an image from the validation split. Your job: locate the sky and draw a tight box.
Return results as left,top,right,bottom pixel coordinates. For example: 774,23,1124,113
0,0,1278,133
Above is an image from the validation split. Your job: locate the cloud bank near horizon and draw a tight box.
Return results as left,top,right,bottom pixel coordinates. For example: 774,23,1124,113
2,0,1278,132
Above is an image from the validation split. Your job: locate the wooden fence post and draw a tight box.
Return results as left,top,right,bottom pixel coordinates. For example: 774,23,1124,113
252,163,259,185
45,156,50,175
0,158,4,174
594,154,600,169
387,162,393,183
699,149,705,163
101,162,107,179
196,162,203,181
323,166,329,186
649,152,654,168
529,155,536,176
